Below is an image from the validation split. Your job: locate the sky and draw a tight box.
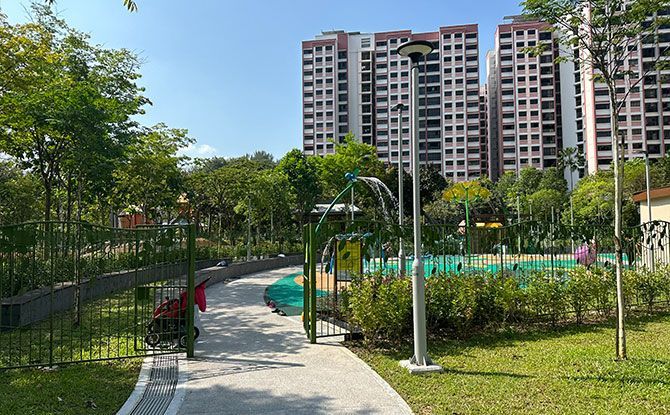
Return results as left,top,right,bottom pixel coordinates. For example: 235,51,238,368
0,0,522,160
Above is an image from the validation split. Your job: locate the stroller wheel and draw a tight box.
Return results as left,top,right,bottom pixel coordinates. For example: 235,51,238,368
145,333,160,347
178,327,200,349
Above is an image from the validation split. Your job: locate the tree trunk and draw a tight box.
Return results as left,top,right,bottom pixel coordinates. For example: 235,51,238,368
44,181,52,223
610,93,627,360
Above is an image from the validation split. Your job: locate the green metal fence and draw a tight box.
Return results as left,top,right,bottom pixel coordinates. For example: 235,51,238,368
303,219,670,341
0,221,196,369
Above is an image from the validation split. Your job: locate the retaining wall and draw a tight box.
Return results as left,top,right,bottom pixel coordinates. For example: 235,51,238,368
0,259,220,328
0,256,304,329
194,255,304,286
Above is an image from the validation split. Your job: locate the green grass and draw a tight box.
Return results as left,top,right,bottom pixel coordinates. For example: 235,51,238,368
0,289,165,414
352,313,670,415
0,358,142,414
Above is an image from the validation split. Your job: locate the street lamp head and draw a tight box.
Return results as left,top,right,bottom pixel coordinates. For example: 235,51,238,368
397,40,434,63
391,102,407,112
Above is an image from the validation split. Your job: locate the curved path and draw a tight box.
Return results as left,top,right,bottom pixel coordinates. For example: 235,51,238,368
172,266,412,415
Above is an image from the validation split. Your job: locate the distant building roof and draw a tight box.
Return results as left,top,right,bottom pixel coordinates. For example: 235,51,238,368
311,203,361,215
633,186,670,203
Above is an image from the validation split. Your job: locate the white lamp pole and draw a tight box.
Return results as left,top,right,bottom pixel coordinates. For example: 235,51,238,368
392,103,407,276
397,40,441,373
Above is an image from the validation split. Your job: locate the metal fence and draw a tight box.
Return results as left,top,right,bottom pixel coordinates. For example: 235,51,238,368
0,221,196,369
303,219,670,341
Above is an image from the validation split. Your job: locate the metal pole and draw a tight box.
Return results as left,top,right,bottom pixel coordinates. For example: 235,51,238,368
398,106,405,276
410,58,429,367
351,187,355,222
309,223,317,344
516,194,522,253
570,195,575,254
465,188,471,266
645,151,652,223
644,151,655,271
186,223,196,358
246,196,252,261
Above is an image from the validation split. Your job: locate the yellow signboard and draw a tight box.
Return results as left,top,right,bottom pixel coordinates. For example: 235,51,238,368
337,240,362,276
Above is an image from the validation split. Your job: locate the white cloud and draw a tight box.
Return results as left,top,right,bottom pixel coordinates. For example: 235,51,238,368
179,143,218,158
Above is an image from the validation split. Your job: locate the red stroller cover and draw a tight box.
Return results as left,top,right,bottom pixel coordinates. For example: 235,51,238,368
195,282,207,312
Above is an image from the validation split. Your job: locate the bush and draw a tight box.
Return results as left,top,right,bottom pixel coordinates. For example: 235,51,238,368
565,266,595,323
525,271,567,325
346,271,412,343
426,273,477,334
342,264,668,344
626,265,668,312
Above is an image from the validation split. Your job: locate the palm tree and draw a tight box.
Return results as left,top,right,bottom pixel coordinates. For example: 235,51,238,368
558,147,585,191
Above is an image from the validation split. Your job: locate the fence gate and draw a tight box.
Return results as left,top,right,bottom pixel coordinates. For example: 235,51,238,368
0,221,196,369
303,221,390,342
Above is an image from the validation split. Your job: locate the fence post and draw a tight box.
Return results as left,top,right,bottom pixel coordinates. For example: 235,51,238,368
47,222,54,367
309,223,317,344
133,229,140,351
303,225,309,335
186,224,196,358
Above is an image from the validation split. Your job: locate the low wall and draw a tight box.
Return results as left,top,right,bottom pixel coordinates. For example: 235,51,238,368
0,256,303,329
194,255,304,287
1,259,220,329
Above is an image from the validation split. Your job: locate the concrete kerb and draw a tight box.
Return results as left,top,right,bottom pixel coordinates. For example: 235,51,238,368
116,357,153,415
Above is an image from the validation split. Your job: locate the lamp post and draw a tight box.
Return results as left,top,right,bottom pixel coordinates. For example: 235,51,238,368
392,102,407,276
397,40,441,373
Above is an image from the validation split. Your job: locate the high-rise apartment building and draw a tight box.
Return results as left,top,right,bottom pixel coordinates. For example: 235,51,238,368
576,9,670,174
479,85,489,176
488,16,567,177
302,25,486,181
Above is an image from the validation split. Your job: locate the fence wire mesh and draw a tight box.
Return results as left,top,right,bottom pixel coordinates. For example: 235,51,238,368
303,219,670,340
0,221,195,369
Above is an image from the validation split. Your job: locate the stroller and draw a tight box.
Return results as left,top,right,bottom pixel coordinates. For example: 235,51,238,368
144,277,210,349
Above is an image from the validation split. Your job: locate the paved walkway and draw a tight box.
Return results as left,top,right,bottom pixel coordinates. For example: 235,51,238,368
174,267,412,415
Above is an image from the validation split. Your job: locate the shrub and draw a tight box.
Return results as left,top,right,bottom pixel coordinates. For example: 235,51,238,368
426,272,477,334
588,266,615,317
565,266,595,323
626,265,668,312
525,271,567,325
346,271,412,343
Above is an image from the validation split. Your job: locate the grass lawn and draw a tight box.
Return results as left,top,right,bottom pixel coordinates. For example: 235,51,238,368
0,358,142,414
0,289,156,414
352,313,670,415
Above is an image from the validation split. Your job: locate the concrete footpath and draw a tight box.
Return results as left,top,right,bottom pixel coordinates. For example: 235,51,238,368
172,267,413,415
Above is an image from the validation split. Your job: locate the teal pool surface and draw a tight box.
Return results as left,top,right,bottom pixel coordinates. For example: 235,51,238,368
364,253,625,275
267,254,627,313
265,273,327,315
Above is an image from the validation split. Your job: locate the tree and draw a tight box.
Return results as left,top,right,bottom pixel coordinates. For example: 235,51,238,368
0,160,41,225
316,134,385,198
418,164,449,207
0,6,147,221
46,0,138,12
113,124,192,221
277,149,321,227
523,0,670,360
558,147,586,191
246,151,276,170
